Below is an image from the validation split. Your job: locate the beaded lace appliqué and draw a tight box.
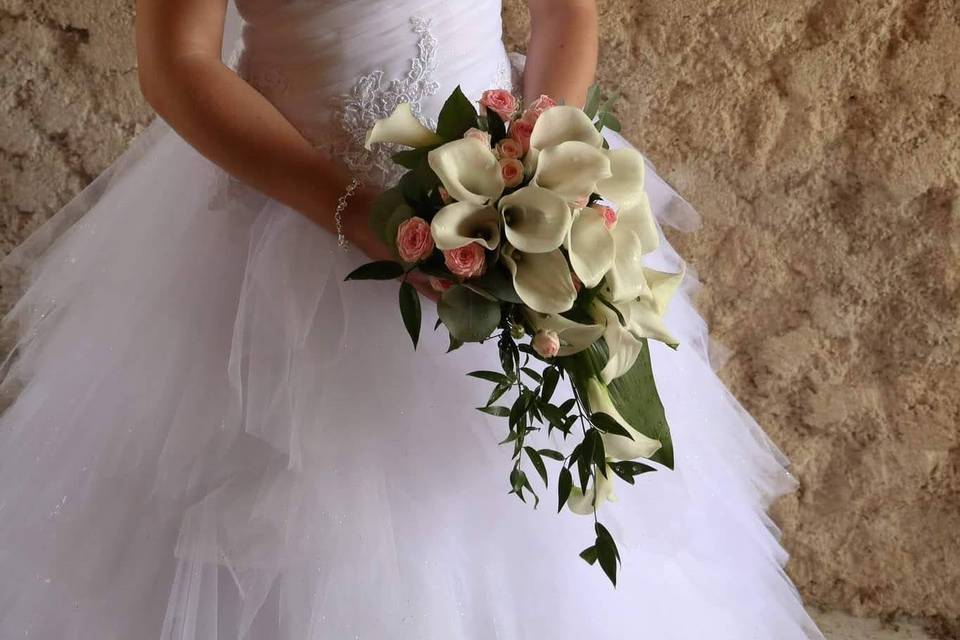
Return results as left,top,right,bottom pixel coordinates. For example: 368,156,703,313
330,17,440,185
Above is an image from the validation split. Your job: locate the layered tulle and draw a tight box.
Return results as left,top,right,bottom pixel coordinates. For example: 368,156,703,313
0,0,822,638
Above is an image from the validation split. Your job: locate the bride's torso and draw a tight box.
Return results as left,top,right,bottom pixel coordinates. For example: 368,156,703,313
234,0,512,183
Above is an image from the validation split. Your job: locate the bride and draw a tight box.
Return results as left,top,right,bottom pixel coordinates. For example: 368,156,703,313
0,0,824,638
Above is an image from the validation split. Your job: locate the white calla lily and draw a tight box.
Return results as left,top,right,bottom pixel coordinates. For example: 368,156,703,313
567,462,616,515
529,105,604,151
364,102,442,150
603,196,660,302
587,377,662,460
595,293,680,383
498,186,572,254
642,265,685,314
532,141,612,202
596,148,646,206
501,245,577,314
525,310,604,357
430,201,501,250
566,208,615,288
428,138,505,205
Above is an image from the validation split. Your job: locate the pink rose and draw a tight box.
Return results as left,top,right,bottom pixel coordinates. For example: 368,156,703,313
496,138,524,159
463,127,492,147
522,94,557,123
499,158,524,188
479,89,518,120
443,244,486,279
429,276,454,293
396,217,434,263
590,203,618,230
509,118,535,154
532,329,561,358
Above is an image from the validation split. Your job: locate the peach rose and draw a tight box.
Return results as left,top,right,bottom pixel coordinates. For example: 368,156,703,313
509,117,535,154
443,243,486,279
522,94,557,123
532,329,561,358
496,137,524,159
500,158,524,188
396,217,434,263
590,203,618,230
429,276,454,293
463,127,492,147
479,89,518,120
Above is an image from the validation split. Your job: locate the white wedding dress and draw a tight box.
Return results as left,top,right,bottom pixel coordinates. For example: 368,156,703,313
0,1,824,638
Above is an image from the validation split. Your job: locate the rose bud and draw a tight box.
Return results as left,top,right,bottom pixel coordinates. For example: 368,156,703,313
443,243,486,279
496,137,524,159
479,88,519,121
499,158,524,188
532,329,561,358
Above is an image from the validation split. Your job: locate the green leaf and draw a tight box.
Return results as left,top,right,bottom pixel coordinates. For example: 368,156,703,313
498,333,519,379
579,544,599,565
398,282,421,348
595,522,621,562
469,267,523,303
438,286,501,343
468,370,511,384
609,460,656,485
540,367,560,402
447,332,464,352
384,204,414,252
521,367,542,383
486,109,507,143
538,448,565,461
591,412,635,440
477,405,510,417
595,522,620,586
344,261,405,281
524,446,549,487
416,260,456,280
436,86,479,140
487,381,510,406
391,147,429,170
583,84,602,120
597,111,622,133
557,466,573,512
600,91,621,113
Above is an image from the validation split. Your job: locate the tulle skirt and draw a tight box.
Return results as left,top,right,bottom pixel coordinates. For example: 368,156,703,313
0,120,823,639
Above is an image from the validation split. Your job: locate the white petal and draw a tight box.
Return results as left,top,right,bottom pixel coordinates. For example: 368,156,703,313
597,148,646,206
642,265,685,315
623,298,679,348
428,138,505,205
605,226,649,302
430,202,501,250
525,310,604,356
529,105,604,151
567,464,616,515
618,195,659,254
501,247,577,314
596,303,645,383
587,378,661,460
365,103,442,150
567,209,615,288
498,186,572,254
532,141,612,202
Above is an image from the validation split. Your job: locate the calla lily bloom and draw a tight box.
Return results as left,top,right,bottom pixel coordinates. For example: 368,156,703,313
587,377,662,460
498,186,572,254
430,202,501,250
501,245,577,314
566,207,616,288
532,141,612,203
364,102,442,150
567,462,616,515
428,138,505,205
525,310,604,357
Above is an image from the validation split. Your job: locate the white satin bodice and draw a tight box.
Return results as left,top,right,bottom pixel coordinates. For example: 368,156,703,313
233,0,513,184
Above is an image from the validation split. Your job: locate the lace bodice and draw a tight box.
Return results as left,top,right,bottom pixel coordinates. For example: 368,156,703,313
232,0,513,186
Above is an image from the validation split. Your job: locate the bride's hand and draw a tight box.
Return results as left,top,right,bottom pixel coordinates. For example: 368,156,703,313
340,186,440,302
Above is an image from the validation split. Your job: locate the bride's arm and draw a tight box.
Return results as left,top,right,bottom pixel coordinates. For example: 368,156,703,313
523,0,598,107
135,0,381,252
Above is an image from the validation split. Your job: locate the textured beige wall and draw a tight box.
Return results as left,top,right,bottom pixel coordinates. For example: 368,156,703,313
2,0,958,634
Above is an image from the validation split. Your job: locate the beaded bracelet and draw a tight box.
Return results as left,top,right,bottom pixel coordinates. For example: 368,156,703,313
334,178,360,250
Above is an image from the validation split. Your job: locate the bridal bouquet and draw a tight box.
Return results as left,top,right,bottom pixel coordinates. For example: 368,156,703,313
347,85,682,584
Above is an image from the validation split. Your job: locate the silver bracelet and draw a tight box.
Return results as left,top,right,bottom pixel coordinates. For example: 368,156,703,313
335,178,360,251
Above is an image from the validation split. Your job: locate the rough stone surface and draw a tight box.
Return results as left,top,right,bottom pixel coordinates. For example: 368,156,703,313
1,0,958,634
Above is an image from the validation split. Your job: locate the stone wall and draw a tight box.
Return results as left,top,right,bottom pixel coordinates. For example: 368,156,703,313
2,0,958,632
